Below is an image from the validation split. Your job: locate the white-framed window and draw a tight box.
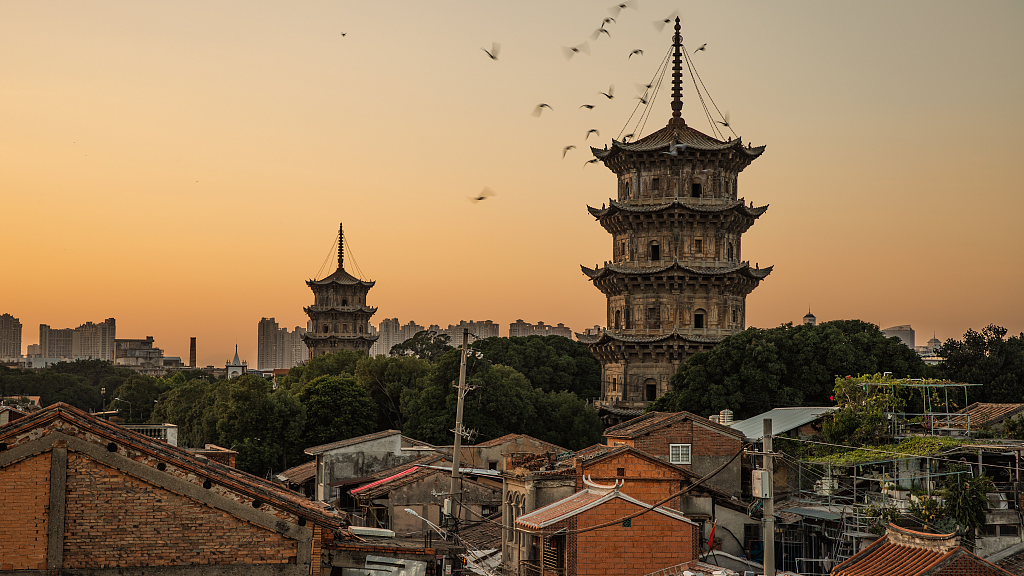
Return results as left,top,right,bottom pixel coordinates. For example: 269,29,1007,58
670,443,692,465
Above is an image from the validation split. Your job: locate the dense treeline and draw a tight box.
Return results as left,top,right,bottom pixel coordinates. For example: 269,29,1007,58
0,335,603,477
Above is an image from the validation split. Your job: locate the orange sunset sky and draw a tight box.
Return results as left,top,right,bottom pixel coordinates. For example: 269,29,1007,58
2,1,1022,367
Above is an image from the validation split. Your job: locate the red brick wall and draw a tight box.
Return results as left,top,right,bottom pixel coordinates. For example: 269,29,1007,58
0,452,50,571
624,421,740,464
578,453,685,509
63,453,298,568
573,497,696,576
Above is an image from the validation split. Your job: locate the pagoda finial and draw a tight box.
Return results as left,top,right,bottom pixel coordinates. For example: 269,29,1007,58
670,17,683,123
338,222,344,270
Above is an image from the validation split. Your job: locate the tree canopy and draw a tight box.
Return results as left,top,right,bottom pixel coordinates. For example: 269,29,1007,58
649,320,928,420
389,330,454,363
472,335,601,399
936,325,1024,404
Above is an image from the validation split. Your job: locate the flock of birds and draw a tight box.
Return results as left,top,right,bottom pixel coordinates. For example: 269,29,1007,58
466,2,716,203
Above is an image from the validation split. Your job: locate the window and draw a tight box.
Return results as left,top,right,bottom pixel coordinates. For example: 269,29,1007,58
649,241,660,261
342,298,348,306
625,308,632,329
983,524,999,536
645,378,657,401
669,444,692,465
621,240,627,260
694,309,706,329
694,238,703,254
612,377,617,391
647,307,659,329
323,324,329,333
614,310,621,329
616,467,625,477
691,182,702,198
727,242,734,260
651,177,660,192
1002,525,1020,536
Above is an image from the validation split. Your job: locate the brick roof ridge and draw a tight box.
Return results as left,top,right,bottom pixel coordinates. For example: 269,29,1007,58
472,433,567,453
278,459,316,479
368,454,445,479
0,402,347,529
304,428,403,455
832,523,1014,576
604,411,744,439
517,485,697,531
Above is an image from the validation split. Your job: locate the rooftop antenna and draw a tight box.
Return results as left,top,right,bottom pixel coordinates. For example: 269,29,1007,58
670,17,684,125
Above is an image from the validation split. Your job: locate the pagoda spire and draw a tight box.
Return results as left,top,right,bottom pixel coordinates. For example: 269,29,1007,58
670,17,684,124
338,222,344,270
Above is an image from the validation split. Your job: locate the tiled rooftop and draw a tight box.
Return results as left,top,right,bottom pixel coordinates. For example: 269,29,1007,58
603,411,743,439
962,403,1024,427
832,524,1012,576
304,429,402,455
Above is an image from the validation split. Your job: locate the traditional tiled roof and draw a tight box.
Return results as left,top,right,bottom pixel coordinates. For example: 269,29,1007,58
574,328,725,346
832,524,1013,576
471,433,567,453
516,484,696,531
961,403,1024,427
350,466,433,500
300,332,379,343
276,460,316,485
590,121,765,160
304,429,402,456
581,260,773,281
460,513,503,551
303,305,379,314
587,198,768,219
0,403,346,529
307,266,375,287
604,411,744,439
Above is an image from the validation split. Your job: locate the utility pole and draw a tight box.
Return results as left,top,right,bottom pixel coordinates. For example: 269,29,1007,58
447,329,470,539
763,417,775,576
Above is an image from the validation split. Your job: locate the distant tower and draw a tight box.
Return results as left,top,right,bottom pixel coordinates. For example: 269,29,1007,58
189,337,197,368
803,309,817,326
576,18,771,417
225,345,246,378
301,223,379,357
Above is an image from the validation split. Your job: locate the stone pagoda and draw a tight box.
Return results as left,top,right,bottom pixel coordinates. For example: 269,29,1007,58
301,223,378,357
576,19,772,420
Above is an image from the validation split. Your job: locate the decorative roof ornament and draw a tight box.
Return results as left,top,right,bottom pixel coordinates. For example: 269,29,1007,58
338,222,344,271
670,17,684,124
582,475,624,493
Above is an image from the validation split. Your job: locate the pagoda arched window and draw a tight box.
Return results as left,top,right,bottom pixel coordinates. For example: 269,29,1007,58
691,182,702,198
323,324,329,333
694,308,707,329
342,298,348,307
649,241,661,261
614,310,621,329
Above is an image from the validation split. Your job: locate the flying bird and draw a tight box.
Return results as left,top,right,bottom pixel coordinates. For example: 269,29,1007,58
629,49,643,59
694,43,707,54
468,187,496,203
623,132,635,141
609,1,638,17
662,143,688,156
531,103,553,117
653,10,680,32
602,17,616,26
586,129,600,139
635,95,649,105
482,42,501,60
716,111,730,128
599,85,615,99
340,32,347,37
636,82,653,93
580,104,596,110
562,145,576,158
584,159,600,168
562,42,591,60
591,27,611,40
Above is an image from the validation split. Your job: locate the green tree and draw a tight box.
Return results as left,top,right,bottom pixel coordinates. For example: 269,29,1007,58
472,335,601,399
937,325,1024,404
650,320,928,420
389,330,454,363
279,349,367,390
529,389,603,450
355,354,432,430
297,375,375,448
212,375,306,476
113,374,170,423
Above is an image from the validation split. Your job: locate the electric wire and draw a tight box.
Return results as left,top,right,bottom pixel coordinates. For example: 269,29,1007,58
636,47,672,139
682,46,737,139
313,234,339,280
343,236,367,280
680,42,721,140
617,46,672,142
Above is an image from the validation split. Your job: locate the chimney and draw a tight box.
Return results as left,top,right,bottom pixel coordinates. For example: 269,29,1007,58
719,409,734,425
189,337,197,368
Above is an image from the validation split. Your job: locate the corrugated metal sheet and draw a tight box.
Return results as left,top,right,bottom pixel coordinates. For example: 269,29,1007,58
729,407,837,440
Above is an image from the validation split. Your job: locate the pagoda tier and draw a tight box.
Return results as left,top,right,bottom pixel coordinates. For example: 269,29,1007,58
581,18,771,419
301,224,378,358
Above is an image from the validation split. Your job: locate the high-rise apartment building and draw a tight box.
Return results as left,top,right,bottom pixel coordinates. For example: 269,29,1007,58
258,317,310,370
439,320,500,346
39,318,116,361
72,318,116,361
39,325,74,359
508,320,573,339
0,313,22,358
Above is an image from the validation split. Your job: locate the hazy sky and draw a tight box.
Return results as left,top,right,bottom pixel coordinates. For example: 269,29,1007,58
2,1,1022,366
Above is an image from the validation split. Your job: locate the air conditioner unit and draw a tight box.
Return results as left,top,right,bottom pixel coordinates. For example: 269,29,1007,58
752,469,771,499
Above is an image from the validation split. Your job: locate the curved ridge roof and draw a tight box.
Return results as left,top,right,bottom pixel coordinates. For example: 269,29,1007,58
574,328,725,346
580,260,773,280
307,266,375,287
591,120,765,160
587,198,768,219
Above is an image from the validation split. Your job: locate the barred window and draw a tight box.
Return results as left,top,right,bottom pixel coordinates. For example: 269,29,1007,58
669,443,692,465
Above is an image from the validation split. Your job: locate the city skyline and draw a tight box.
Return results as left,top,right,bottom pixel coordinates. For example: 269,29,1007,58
2,1,1022,366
